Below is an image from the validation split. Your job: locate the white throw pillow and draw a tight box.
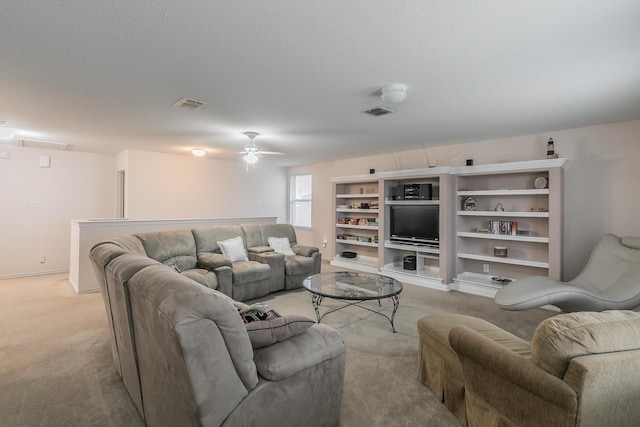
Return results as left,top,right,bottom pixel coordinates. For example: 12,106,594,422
268,236,296,256
217,236,249,262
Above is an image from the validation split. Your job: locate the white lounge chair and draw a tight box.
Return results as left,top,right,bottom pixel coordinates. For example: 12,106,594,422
495,234,640,312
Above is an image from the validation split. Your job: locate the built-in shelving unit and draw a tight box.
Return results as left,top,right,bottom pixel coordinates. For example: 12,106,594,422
331,177,381,272
329,159,567,297
452,158,567,297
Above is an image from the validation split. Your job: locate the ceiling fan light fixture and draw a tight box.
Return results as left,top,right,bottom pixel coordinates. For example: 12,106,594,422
381,84,408,104
191,148,206,157
243,151,259,164
0,122,16,140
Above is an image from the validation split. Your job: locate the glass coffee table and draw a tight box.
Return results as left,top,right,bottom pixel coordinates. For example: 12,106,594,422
302,271,403,333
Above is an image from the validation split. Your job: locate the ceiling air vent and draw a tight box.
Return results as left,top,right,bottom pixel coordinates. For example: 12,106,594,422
17,139,68,151
173,97,207,109
364,106,394,116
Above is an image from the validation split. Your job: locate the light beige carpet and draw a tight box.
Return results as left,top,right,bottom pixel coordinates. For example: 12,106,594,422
0,267,554,426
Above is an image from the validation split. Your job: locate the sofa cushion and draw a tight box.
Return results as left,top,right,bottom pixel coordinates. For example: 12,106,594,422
217,236,249,262
531,310,640,378
253,324,345,381
136,229,198,271
245,314,315,349
268,237,296,256
231,260,271,284
284,255,315,276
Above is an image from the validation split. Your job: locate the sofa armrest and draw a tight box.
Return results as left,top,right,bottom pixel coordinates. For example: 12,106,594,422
247,246,274,254
198,253,232,269
248,251,284,266
253,324,345,381
291,244,318,257
449,325,577,425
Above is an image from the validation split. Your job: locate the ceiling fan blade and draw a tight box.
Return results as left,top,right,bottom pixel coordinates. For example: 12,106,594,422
257,151,286,156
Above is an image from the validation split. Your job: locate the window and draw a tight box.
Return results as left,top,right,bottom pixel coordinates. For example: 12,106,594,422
290,174,312,227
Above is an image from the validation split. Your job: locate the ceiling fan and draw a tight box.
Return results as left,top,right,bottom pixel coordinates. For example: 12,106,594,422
240,132,285,167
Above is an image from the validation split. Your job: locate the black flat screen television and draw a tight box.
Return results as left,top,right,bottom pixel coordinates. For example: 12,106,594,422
390,205,439,246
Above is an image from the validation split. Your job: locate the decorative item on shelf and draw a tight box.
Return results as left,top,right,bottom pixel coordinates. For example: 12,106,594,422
495,202,504,212
358,218,369,226
369,202,379,209
341,251,357,258
530,207,547,212
337,217,349,224
534,176,548,189
337,204,348,209
463,196,477,211
351,202,361,209
489,221,518,235
476,228,490,233
546,138,559,159
348,217,358,225
359,187,364,194
494,246,508,257
360,202,370,209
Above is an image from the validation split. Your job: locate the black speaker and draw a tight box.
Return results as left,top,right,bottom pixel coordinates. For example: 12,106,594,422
403,255,417,270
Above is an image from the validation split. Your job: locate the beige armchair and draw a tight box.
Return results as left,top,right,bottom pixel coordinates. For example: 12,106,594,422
449,310,640,427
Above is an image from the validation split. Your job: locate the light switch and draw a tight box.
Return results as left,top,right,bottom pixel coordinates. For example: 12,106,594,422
29,200,40,208
0,151,8,159
39,155,50,168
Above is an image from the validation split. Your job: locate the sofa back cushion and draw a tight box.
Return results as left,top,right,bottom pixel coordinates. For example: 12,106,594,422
241,224,264,248
531,310,640,378
259,224,298,246
135,229,197,271
192,225,246,254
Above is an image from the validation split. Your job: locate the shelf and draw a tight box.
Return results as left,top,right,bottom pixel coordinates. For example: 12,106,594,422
336,193,379,198
335,239,378,248
385,200,440,205
457,252,549,268
454,272,512,289
457,232,549,243
335,224,379,230
382,262,441,280
458,189,549,196
384,241,440,255
457,210,549,218
336,208,379,213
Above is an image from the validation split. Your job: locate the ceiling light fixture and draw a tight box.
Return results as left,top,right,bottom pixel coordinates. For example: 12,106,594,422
381,84,408,104
192,148,206,157
0,121,16,140
243,151,259,164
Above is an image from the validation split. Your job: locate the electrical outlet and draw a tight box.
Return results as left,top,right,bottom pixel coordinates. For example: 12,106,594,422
483,263,490,273
39,253,46,263
322,241,327,248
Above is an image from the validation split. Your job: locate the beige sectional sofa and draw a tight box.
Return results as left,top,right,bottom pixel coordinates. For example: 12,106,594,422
89,223,344,426
133,223,321,301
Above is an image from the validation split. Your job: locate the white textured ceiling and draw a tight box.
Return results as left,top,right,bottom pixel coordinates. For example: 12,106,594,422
1,1,639,167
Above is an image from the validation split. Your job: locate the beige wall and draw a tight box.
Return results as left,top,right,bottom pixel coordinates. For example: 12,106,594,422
0,145,116,278
120,150,287,221
289,119,640,281
1,147,288,279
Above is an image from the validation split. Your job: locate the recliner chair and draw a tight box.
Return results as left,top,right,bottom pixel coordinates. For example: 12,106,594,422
495,234,640,312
